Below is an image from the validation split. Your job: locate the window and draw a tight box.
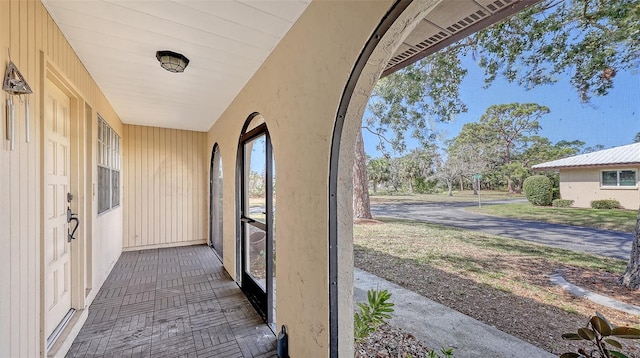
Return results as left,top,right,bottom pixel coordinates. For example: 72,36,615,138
601,170,637,187
98,115,120,213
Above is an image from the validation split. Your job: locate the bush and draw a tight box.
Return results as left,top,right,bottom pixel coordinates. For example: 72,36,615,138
561,312,640,358
523,175,553,206
590,199,621,209
354,289,394,342
552,199,574,207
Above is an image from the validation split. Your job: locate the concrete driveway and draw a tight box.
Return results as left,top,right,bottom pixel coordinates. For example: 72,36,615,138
371,200,633,260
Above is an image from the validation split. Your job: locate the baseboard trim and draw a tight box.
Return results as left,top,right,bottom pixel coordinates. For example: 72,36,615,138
122,240,207,251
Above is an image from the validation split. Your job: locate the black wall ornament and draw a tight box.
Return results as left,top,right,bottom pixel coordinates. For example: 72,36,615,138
3,49,33,150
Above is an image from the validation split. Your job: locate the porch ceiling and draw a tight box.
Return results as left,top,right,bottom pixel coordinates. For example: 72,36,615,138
42,0,535,132
41,0,310,131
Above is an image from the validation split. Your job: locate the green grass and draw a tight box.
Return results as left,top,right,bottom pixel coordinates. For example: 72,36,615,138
466,202,637,233
356,217,626,273
370,190,523,204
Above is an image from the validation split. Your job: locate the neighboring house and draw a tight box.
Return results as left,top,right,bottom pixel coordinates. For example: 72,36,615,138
532,143,640,209
0,1,556,357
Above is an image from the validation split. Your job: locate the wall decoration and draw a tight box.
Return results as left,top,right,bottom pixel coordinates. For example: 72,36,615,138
3,49,33,150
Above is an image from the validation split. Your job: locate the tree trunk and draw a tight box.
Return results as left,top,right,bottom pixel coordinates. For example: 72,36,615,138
353,130,373,219
507,175,516,193
472,178,478,195
447,181,453,196
459,177,464,191
619,207,640,289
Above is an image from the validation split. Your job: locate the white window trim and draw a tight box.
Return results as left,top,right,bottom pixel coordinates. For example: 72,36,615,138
98,115,121,214
600,169,638,189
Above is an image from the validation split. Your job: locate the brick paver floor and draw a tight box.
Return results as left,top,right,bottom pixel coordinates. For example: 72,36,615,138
66,245,276,357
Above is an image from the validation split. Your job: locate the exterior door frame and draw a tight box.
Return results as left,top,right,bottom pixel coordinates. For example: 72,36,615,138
236,113,274,323
40,52,91,355
209,143,223,259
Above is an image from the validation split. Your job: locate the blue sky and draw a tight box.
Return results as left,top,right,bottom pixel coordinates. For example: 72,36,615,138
363,56,640,157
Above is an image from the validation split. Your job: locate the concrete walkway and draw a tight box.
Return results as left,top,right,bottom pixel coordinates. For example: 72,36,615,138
372,200,633,259
354,268,555,358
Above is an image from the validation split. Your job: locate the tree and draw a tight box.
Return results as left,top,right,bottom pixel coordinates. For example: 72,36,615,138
619,208,640,289
444,140,493,194
357,0,638,217
367,157,391,194
353,130,372,219
468,0,640,102
634,132,640,143
432,154,465,197
354,52,468,217
472,103,550,192
393,148,437,194
357,0,640,289
582,144,605,153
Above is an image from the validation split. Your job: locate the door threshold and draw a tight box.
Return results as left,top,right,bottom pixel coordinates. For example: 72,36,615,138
47,309,75,351
47,308,88,358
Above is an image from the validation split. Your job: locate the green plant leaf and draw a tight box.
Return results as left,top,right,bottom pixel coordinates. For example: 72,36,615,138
578,328,595,341
591,315,612,336
596,312,614,330
609,351,629,358
562,333,582,340
604,338,623,349
559,353,581,358
611,327,640,339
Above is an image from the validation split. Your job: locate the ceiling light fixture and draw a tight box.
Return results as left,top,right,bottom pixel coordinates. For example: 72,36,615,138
156,50,190,73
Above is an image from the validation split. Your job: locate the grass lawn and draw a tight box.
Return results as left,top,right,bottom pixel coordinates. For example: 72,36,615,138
354,218,640,355
466,202,637,233
370,190,523,204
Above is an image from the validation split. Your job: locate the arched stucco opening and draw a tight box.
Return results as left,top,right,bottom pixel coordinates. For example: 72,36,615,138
329,1,449,356
210,143,223,259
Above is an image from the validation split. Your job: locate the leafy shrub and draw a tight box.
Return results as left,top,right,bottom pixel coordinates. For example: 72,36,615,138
552,199,574,207
354,289,394,342
590,199,621,209
523,175,553,206
414,177,438,194
561,312,640,358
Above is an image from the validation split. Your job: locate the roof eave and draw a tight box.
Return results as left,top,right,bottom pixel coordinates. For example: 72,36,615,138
532,162,640,171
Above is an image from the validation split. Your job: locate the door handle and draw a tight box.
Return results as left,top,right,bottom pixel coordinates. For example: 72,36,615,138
67,207,80,242
66,193,80,242
241,217,256,224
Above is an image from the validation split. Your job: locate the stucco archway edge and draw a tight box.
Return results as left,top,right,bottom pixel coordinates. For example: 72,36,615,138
333,1,444,356
204,1,445,356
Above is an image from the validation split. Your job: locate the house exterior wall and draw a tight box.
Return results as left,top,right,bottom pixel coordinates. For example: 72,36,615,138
0,0,124,356
205,1,400,356
560,166,640,209
122,125,207,249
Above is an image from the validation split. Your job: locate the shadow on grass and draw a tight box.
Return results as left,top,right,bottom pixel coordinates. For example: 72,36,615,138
354,245,589,355
373,217,627,272
353,244,640,356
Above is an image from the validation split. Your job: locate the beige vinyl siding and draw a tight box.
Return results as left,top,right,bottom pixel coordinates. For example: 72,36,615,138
0,0,124,356
123,125,206,249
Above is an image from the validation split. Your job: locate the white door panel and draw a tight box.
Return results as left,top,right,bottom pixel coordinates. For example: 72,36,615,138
44,79,73,339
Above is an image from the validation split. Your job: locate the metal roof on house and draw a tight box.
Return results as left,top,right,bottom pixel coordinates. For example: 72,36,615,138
532,142,640,170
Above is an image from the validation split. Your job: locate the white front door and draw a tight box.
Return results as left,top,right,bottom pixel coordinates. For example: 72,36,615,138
44,79,73,339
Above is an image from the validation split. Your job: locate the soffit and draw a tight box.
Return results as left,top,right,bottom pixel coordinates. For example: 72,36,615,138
383,0,539,77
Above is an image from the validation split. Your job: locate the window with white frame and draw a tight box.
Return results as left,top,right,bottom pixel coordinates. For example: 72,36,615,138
98,115,120,213
601,169,637,187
